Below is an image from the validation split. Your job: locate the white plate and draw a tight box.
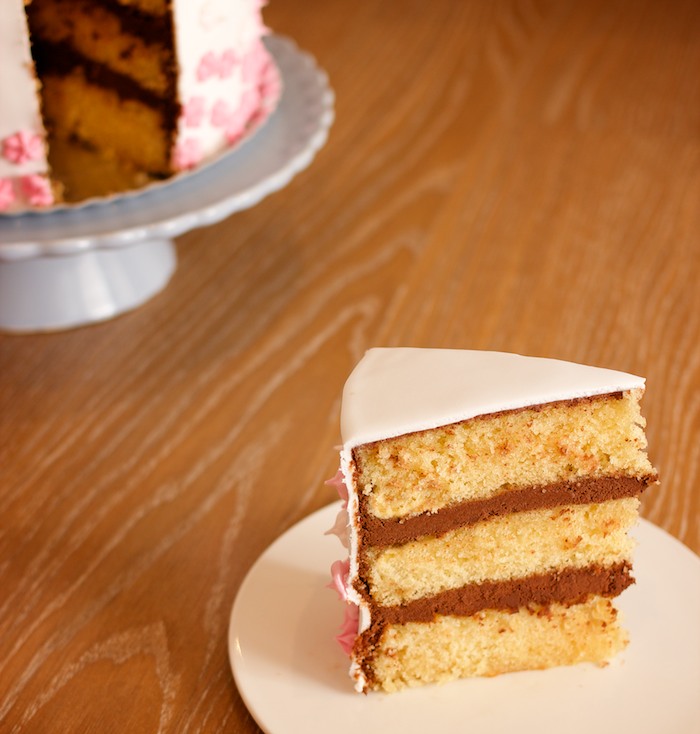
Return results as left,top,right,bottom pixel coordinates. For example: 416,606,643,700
229,501,700,734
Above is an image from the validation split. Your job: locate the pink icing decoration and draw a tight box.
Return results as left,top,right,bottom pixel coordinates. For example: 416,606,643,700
224,127,243,146
196,51,220,82
324,507,350,548
3,131,44,165
182,96,206,128
0,179,16,211
325,469,348,507
21,175,53,207
210,87,260,145
173,138,203,171
328,559,350,602
219,49,237,79
210,100,233,128
226,88,262,144
241,42,269,84
326,471,359,657
262,68,281,105
325,467,358,657
336,604,359,656
196,49,241,83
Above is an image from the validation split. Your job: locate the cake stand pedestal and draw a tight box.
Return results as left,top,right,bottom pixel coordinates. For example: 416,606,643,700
0,36,333,333
0,239,177,331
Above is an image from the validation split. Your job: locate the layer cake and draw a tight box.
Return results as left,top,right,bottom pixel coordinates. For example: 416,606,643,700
328,348,657,692
0,0,277,210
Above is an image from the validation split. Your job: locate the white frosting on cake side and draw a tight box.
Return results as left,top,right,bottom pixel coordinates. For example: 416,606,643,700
172,0,275,169
341,348,645,449
0,0,53,211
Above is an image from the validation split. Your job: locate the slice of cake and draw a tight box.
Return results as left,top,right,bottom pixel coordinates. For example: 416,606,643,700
328,348,658,693
0,0,278,210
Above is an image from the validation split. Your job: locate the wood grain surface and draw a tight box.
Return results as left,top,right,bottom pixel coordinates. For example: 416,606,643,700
1,0,698,731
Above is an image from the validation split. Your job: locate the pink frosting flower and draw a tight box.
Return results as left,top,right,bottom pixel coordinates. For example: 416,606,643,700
21,175,53,207
0,178,16,211
261,66,281,105
182,96,206,128
219,48,238,79
3,130,44,165
241,85,261,116
210,99,233,128
172,138,203,171
324,507,350,548
328,559,350,602
241,42,269,84
213,90,256,133
223,87,261,144
325,469,348,506
336,604,359,656
197,49,240,82
196,51,220,82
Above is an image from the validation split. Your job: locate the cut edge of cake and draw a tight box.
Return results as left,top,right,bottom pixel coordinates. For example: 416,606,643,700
0,0,279,211
327,349,658,693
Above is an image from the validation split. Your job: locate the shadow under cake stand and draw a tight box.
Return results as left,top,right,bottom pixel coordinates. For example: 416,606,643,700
0,36,334,333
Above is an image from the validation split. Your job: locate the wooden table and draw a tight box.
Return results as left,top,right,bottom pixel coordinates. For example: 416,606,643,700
2,0,698,731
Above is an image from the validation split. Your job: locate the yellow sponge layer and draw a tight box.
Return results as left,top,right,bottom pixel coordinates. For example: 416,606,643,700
41,71,173,175
29,0,172,96
369,596,626,692
366,498,638,606
355,391,652,520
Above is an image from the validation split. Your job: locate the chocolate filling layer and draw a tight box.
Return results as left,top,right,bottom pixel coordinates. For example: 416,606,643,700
31,40,177,113
360,474,656,547
89,0,172,39
373,562,633,624
353,562,632,690
27,0,172,41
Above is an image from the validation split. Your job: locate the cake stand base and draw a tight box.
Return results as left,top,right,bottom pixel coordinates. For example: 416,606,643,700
0,239,176,333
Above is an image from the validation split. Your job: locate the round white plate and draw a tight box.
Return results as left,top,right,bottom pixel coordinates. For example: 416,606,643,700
229,501,700,734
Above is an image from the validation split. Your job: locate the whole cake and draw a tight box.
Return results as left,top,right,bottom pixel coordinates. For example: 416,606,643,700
0,0,277,211
328,348,658,693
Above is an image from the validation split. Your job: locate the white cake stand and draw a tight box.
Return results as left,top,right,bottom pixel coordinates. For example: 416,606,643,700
0,36,334,333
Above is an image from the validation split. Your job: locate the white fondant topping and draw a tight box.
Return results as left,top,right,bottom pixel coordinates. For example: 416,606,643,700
341,348,645,449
